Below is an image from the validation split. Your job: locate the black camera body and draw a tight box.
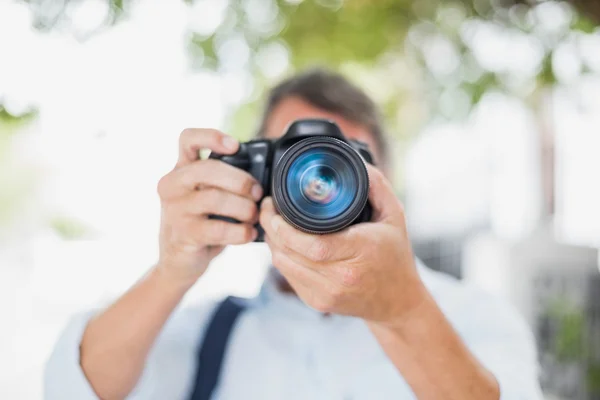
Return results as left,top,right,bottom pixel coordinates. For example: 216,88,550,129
210,119,373,241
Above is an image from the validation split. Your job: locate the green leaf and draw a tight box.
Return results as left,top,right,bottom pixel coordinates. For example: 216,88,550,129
589,364,600,394
187,32,219,70
463,72,498,105
0,104,38,135
48,216,93,240
539,53,557,87
572,15,597,33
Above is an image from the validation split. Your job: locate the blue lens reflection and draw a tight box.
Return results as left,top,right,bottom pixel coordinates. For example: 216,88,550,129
286,149,357,220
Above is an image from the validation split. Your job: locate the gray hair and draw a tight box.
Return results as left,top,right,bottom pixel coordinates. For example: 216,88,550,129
257,68,389,166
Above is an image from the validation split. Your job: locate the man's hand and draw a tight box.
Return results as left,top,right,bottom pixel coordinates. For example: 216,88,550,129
157,128,263,286
78,128,264,400
259,163,426,324
260,164,500,399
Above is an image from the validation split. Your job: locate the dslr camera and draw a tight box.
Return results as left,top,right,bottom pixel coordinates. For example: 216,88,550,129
210,119,373,241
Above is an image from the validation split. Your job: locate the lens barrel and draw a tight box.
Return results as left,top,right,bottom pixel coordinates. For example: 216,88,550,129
272,137,370,234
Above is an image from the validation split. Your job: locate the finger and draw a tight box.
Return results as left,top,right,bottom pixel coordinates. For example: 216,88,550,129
188,219,258,246
177,128,239,167
207,245,225,259
260,197,356,263
158,159,263,201
266,239,342,314
263,221,326,275
174,189,258,223
366,164,404,223
266,237,328,290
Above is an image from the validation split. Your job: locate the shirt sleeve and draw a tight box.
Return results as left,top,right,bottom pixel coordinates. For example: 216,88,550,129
43,311,100,399
459,289,544,400
44,303,216,400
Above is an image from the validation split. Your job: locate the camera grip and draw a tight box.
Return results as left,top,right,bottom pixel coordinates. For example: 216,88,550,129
207,215,265,242
207,144,267,242
208,145,250,169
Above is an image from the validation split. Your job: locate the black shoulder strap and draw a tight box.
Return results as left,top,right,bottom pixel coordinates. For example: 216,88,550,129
188,296,247,400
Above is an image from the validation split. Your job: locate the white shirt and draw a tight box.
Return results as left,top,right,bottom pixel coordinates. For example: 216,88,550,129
44,263,543,399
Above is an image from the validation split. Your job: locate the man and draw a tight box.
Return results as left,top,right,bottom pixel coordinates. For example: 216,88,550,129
45,69,543,399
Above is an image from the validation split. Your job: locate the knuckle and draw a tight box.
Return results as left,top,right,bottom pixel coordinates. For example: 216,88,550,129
312,296,335,314
179,128,191,142
179,128,197,145
339,266,362,288
157,174,171,198
307,239,329,262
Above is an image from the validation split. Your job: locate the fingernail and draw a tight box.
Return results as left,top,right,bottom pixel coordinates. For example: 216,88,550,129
261,196,271,207
222,135,238,151
252,184,263,201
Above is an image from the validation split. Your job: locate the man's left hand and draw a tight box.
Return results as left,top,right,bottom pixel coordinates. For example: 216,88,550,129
260,164,427,324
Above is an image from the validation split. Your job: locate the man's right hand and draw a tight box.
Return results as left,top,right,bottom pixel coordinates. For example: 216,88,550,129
156,128,263,285
74,129,261,400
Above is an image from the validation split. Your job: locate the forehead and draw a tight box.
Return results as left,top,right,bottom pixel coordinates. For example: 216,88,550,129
263,96,381,163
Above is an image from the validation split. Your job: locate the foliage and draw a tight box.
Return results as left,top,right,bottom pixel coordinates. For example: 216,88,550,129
16,0,600,142
0,104,38,232
0,103,90,239
589,364,600,394
20,0,134,38
48,215,92,240
546,300,586,361
542,299,600,395
0,103,37,133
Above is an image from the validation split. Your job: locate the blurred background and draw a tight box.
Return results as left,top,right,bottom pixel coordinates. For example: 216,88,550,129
1,0,599,398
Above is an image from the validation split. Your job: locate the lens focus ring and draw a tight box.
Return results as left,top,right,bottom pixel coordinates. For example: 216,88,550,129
272,137,370,234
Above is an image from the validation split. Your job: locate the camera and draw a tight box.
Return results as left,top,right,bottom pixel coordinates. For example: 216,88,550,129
210,119,373,241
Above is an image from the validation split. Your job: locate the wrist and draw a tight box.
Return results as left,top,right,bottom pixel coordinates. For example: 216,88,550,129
151,263,203,294
367,279,433,335
366,284,501,400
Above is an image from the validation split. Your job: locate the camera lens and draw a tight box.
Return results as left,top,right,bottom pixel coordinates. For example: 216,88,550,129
287,151,355,220
272,137,370,234
300,165,338,205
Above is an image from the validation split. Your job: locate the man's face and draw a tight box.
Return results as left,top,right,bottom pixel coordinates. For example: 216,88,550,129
261,96,387,293
262,96,384,166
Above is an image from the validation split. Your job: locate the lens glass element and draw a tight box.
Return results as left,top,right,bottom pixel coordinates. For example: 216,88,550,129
286,148,357,220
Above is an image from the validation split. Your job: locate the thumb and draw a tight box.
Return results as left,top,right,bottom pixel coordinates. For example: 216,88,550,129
366,164,404,224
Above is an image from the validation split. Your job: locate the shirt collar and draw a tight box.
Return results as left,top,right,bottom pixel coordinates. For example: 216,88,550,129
256,267,326,322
